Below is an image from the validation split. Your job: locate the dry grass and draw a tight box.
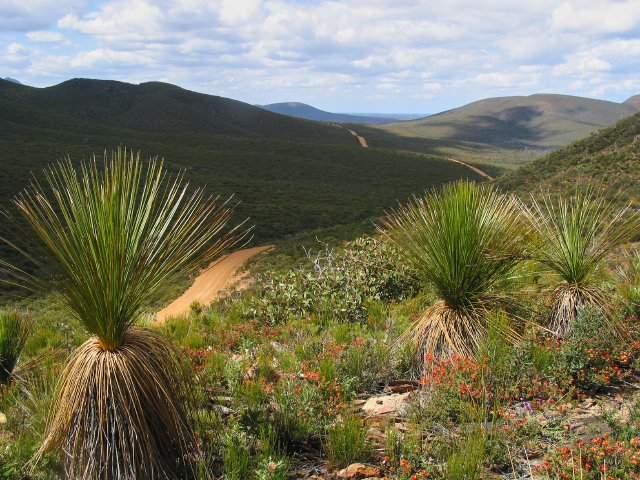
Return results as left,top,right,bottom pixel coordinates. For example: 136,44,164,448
36,327,198,479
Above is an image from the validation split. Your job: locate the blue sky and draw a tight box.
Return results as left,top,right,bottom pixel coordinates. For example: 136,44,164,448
2,0,640,113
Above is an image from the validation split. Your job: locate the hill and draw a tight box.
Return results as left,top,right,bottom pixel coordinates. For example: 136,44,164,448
624,94,640,109
496,111,640,206
373,93,640,168
0,78,354,143
259,102,395,124
0,78,483,267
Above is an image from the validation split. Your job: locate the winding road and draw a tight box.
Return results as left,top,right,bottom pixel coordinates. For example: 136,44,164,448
344,127,494,181
445,157,494,181
348,129,369,148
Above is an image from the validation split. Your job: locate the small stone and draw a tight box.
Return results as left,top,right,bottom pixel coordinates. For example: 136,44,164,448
336,463,381,479
0,412,6,424
362,392,413,416
375,406,394,415
210,405,234,417
383,381,419,393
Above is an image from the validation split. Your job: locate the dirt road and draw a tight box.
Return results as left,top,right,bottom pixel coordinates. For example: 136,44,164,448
445,157,494,181
156,245,274,323
340,124,493,180
348,129,369,148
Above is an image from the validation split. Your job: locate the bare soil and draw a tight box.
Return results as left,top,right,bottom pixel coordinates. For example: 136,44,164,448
348,129,369,148
156,245,274,323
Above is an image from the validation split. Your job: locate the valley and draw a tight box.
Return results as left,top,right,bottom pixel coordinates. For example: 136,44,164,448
2,75,640,480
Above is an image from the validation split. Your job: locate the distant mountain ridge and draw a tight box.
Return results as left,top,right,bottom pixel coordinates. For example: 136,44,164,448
3,77,21,84
377,93,640,166
259,102,396,124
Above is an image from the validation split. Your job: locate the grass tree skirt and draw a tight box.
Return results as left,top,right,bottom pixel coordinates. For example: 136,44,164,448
38,328,198,479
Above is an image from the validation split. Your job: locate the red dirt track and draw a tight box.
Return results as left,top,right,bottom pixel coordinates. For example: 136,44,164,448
156,245,273,323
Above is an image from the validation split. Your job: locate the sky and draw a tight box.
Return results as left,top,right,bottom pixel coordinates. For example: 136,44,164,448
2,0,640,114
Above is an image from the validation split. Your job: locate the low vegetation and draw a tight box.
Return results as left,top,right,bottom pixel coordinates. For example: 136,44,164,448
2,145,640,479
0,311,30,385
0,77,484,276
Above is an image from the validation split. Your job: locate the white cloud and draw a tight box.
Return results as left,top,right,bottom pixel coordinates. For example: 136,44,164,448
69,48,151,68
551,1,640,34
1,0,640,112
0,0,81,31
26,30,65,42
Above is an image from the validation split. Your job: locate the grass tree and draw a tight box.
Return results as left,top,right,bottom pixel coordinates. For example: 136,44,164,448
524,191,640,336
381,180,527,366
4,148,241,479
617,248,640,319
0,310,30,385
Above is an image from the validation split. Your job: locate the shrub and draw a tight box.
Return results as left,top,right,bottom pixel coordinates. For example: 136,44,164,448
325,413,372,468
0,364,63,478
557,307,640,391
243,237,419,325
223,426,252,480
523,189,640,335
537,434,640,479
0,311,30,384
445,429,486,480
381,180,528,366
271,376,335,448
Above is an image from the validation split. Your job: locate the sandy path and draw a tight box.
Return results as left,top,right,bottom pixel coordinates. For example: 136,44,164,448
348,129,369,148
445,157,494,181
156,245,274,323
341,126,493,180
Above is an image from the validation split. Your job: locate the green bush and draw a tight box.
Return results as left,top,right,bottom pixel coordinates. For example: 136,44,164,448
223,426,252,480
445,429,486,480
271,377,328,448
556,306,640,391
617,248,640,318
0,311,30,384
0,365,62,479
243,237,419,325
325,413,371,468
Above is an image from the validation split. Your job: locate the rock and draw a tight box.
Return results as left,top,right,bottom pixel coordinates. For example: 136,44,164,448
210,396,233,406
361,392,413,416
210,405,234,417
384,380,420,394
0,412,6,424
336,463,381,479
